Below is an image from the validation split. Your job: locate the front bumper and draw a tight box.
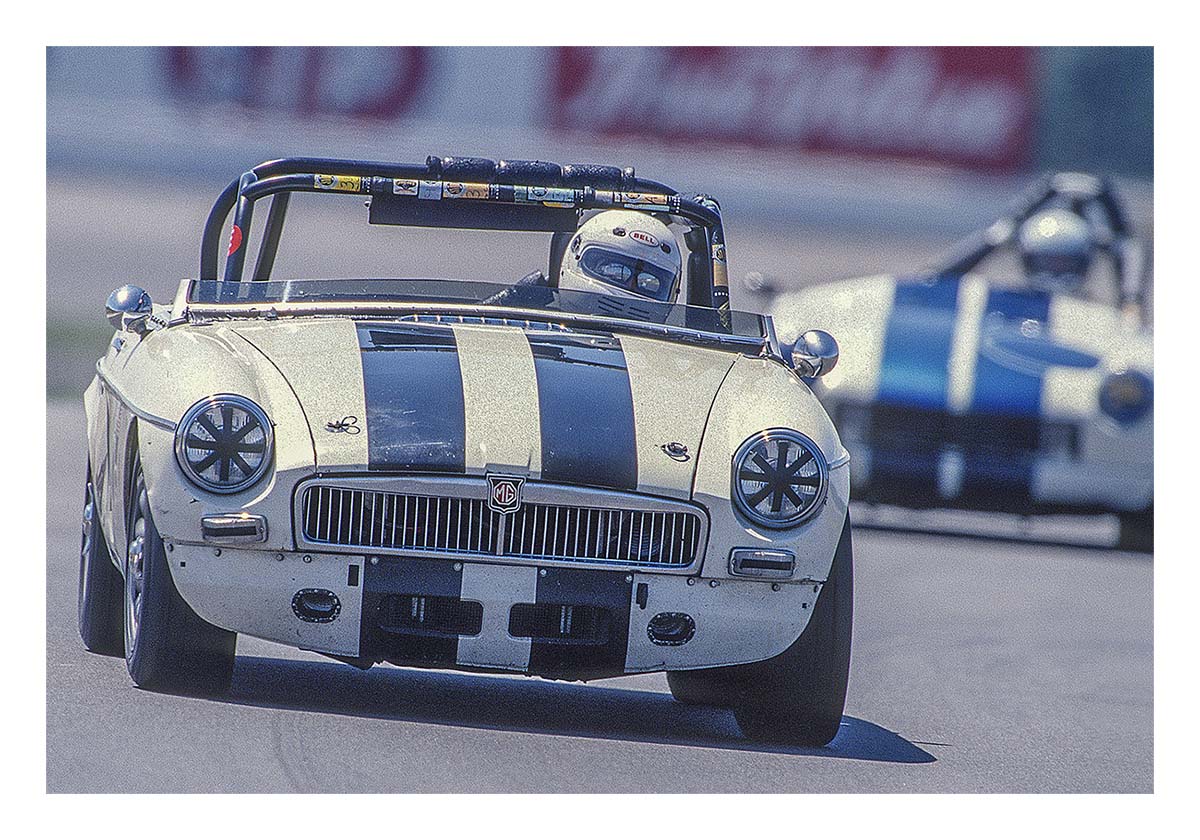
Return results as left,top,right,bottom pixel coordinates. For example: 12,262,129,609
166,543,826,680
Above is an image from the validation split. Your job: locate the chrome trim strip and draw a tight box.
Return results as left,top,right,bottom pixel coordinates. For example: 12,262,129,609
828,451,851,470
94,361,176,431
729,547,796,580
201,513,268,544
292,475,709,574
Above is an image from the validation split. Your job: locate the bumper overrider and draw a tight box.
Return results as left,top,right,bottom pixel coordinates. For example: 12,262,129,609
162,468,850,681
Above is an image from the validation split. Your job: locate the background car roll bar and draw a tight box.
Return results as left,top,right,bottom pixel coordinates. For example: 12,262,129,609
200,156,731,318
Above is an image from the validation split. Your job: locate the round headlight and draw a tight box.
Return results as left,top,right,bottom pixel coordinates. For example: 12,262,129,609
732,429,829,529
175,395,273,494
1099,369,1153,425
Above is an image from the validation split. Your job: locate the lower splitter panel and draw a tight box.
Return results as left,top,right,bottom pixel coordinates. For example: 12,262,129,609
360,557,633,680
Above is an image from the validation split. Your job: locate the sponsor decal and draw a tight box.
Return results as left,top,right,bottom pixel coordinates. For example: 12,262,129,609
620,192,669,209
486,474,525,515
314,174,362,192
443,182,490,200
393,179,419,196
227,224,243,256
417,180,442,200
517,185,576,206
711,242,727,262
629,230,659,247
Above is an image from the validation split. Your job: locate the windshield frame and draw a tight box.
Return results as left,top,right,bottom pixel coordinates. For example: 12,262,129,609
181,279,776,358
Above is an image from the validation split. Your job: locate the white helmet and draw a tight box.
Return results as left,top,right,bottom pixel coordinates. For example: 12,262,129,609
1017,208,1096,293
558,210,682,303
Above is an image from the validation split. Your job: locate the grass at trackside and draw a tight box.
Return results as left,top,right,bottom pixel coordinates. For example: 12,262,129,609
47,319,109,400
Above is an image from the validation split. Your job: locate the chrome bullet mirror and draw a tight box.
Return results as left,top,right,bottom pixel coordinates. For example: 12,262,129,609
790,329,839,378
105,285,153,334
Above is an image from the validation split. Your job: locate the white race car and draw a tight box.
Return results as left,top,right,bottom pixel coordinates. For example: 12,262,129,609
79,156,854,747
769,174,1153,550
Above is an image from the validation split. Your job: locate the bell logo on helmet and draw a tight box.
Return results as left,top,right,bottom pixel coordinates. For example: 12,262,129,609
629,230,659,247
487,474,525,515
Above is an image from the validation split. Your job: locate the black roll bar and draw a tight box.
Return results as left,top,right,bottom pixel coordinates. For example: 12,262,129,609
199,156,730,319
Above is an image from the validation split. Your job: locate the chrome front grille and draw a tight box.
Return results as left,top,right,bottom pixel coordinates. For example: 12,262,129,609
298,478,705,570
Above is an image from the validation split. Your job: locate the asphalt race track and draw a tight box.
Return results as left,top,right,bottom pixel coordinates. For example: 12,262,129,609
45,174,1153,792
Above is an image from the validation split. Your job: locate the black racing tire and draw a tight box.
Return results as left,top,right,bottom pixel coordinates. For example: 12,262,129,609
123,460,237,695
667,516,853,747
1117,509,1153,553
78,462,124,656
666,670,734,707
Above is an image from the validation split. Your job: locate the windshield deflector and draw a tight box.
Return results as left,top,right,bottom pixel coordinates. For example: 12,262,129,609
186,279,766,345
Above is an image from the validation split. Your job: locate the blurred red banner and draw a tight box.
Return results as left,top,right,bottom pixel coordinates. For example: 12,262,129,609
551,47,1035,172
165,47,429,120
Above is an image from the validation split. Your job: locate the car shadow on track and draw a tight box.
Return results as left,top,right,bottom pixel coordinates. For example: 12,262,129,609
217,655,935,764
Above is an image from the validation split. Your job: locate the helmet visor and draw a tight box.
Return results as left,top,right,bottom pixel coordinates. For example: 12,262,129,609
578,246,678,301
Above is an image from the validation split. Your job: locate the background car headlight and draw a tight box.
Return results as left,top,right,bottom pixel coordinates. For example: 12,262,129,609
1099,369,1153,425
732,429,828,529
175,395,274,494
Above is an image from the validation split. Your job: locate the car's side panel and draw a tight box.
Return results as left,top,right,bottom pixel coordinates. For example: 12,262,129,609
82,376,120,572
1033,294,1153,509
623,568,824,672
169,547,365,657
694,355,850,584
111,325,317,552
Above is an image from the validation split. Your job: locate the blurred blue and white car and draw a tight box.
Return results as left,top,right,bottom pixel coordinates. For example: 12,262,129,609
769,173,1153,550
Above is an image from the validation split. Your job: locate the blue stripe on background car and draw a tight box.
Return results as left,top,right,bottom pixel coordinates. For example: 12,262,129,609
960,288,1052,501
870,275,962,498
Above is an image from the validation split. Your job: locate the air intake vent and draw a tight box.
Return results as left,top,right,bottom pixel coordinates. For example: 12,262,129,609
376,594,483,638
509,603,612,645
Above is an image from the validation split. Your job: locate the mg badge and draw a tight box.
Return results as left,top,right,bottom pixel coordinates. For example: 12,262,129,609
487,474,525,515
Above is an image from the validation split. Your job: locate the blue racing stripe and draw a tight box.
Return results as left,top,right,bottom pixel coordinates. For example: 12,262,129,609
526,332,638,491
970,288,1053,416
358,324,467,472
961,288,1051,501
870,276,962,498
876,275,962,408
